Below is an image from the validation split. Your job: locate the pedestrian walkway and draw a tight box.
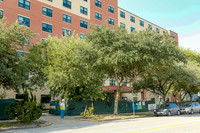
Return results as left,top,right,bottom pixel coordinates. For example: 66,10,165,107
39,115,85,126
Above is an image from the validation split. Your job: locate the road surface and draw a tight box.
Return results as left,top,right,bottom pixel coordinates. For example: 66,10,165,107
3,114,200,133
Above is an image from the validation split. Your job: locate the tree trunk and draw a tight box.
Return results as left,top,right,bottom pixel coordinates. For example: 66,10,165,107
173,93,177,103
114,90,119,115
189,93,193,104
163,95,166,103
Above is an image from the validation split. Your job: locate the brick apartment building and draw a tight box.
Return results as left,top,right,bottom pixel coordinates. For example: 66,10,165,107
0,0,178,104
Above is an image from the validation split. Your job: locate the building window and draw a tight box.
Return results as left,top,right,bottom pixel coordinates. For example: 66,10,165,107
80,34,84,39
148,24,152,30
96,25,101,29
63,14,71,24
80,6,87,15
140,20,144,27
24,72,29,80
17,51,25,57
120,11,125,18
110,80,115,86
24,38,29,45
108,6,114,13
108,18,114,25
63,0,71,9
163,31,166,34
42,23,52,33
133,97,138,102
16,94,27,100
151,98,155,101
42,39,46,43
130,16,135,23
0,10,3,18
0,0,3,1
95,12,102,21
171,33,175,39
120,22,125,29
63,29,71,36
18,0,30,10
122,97,127,101
156,28,160,33
18,16,30,27
100,81,104,86
80,20,88,29
83,0,87,2
48,0,53,2
131,27,135,32
121,82,127,86
95,0,101,8
42,7,52,17
41,94,51,103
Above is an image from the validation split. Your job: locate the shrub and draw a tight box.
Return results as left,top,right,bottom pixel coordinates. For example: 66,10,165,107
5,101,42,123
196,98,200,102
80,107,94,117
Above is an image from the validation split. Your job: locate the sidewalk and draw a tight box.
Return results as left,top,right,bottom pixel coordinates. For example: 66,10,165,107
39,114,85,126
39,112,154,125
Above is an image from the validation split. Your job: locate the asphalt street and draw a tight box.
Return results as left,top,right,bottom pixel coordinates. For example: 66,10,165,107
3,114,200,133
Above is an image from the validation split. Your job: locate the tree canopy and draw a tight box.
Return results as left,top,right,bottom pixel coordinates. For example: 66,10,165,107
0,20,35,92
85,25,185,114
35,36,105,101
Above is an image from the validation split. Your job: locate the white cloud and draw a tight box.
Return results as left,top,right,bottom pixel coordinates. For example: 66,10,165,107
179,32,200,52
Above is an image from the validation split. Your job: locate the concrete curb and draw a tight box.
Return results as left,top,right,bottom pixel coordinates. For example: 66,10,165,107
80,115,154,122
39,121,52,127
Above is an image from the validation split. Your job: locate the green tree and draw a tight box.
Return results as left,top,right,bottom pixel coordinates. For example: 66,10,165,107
134,64,193,103
173,61,200,103
39,36,105,101
85,25,184,114
177,49,200,103
22,40,48,92
0,20,35,92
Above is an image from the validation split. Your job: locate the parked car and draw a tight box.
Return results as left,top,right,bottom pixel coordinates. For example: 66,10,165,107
154,103,180,116
180,102,200,114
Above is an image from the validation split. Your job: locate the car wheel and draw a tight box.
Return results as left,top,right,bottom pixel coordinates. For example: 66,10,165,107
177,110,180,116
168,111,171,116
190,109,194,115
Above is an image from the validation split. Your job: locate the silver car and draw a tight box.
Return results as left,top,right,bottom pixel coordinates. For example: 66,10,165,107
154,103,180,116
180,102,200,114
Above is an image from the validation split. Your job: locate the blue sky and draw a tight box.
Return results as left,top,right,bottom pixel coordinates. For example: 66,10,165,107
118,0,200,52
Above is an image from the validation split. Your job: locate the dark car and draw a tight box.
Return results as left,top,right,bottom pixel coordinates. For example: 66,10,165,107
180,102,200,114
154,103,180,116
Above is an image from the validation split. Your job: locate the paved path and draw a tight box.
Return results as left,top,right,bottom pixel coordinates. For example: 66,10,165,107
3,114,200,133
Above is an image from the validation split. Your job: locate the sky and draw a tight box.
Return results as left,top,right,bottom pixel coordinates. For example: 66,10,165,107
118,0,200,52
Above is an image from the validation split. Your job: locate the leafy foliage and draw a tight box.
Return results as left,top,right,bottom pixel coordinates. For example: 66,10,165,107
133,64,191,102
85,24,185,114
5,101,42,123
134,48,200,103
80,107,94,117
36,36,105,101
0,19,35,92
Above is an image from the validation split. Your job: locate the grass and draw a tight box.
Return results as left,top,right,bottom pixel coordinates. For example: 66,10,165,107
81,112,154,121
0,121,44,129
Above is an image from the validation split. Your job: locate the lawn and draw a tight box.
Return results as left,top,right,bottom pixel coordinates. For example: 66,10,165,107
0,121,43,130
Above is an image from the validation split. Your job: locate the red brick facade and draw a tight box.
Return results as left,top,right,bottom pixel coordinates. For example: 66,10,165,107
169,30,179,44
0,0,178,102
90,0,118,28
0,0,118,48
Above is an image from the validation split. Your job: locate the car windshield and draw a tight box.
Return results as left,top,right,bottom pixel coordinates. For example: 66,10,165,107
159,104,169,109
182,103,191,107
